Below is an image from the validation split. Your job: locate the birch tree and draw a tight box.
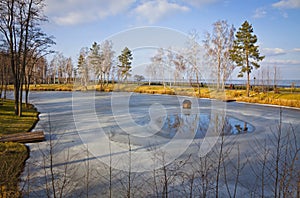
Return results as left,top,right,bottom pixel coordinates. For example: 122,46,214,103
50,53,67,84
101,40,114,85
186,31,202,96
145,63,157,85
151,48,165,87
65,57,73,83
204,20,235,90
173,53,187,85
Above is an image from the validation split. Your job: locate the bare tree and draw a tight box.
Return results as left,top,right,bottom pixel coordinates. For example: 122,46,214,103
101,40,114,85
134,74,145,84
273,65,280,93
48,53,68,85
172,52,187,85
117,135,144,198
0,0,54,116
84,147,90,198
249,108,300,197
0,51,10,99
204,20,235,90
48,58,57,84
166,48,174,87
23,22,55,102
194,154,215,197
30,114,81,198
212,114,228,198
65,57,73,84
145,63,157,85
186,30,202,96
271,109,299,197
151,48,166,88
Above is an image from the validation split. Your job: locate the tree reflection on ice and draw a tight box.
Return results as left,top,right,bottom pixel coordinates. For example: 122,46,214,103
157,113,254,139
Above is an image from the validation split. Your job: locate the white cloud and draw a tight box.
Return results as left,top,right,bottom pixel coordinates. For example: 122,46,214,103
272,0,300,9
262,48,286,56
253,7,267,18
292,48,300,52
53,12,94,26
44,0,220,26
133,0,189,24
264,59,300,65
182,0,219,7
282,11,289,18
45,0,135,25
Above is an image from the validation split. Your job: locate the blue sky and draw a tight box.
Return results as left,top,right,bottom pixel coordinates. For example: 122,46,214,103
43,0,300,80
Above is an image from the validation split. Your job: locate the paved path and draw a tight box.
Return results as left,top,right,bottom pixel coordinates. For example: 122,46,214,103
18,91,300,197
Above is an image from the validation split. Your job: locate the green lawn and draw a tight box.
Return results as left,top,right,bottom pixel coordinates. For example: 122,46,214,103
0,99,39,136
0,99,39,197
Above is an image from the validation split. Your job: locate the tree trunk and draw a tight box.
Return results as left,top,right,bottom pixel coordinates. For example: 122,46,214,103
25,89,29,107
24,73,31,107
222,76,225,90
217,51,221,91
196,72,201,97
246,52,250,97
3,66,6,98
14,82,19,115
25,78,30,107
0,71,3,99
18,81,23,116
4,82,7,99
0,86,2,99
246,71,250,97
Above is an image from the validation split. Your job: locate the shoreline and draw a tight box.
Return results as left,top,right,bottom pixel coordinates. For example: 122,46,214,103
4,84,300,109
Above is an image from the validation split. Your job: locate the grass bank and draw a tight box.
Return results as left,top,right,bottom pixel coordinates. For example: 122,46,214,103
135,85,300,108
224,89,300,108
0,99,39,197
4,83,300,108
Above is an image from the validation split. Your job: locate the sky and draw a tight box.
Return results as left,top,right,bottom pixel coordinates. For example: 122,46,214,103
43,0,300,80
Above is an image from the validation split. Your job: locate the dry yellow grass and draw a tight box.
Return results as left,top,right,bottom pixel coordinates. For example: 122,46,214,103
134,86,175,95
5,83,300,108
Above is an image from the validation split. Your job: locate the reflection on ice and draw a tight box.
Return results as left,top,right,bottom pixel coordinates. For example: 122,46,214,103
157,113,254,139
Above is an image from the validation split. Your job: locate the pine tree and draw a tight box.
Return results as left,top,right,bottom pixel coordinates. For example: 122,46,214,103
230,21,264,97
89,42,104,85
118,47,133,81
77,51,89,88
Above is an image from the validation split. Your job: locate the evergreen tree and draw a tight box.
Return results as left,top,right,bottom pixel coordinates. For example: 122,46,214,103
118,47,133,81
230,21,264,97
77,50,89,89
89,42,104,83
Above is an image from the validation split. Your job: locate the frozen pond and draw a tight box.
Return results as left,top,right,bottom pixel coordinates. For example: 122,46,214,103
9,91,299,197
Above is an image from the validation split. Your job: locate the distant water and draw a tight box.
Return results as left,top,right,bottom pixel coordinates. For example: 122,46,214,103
225,79,300,87
144,79,300,88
